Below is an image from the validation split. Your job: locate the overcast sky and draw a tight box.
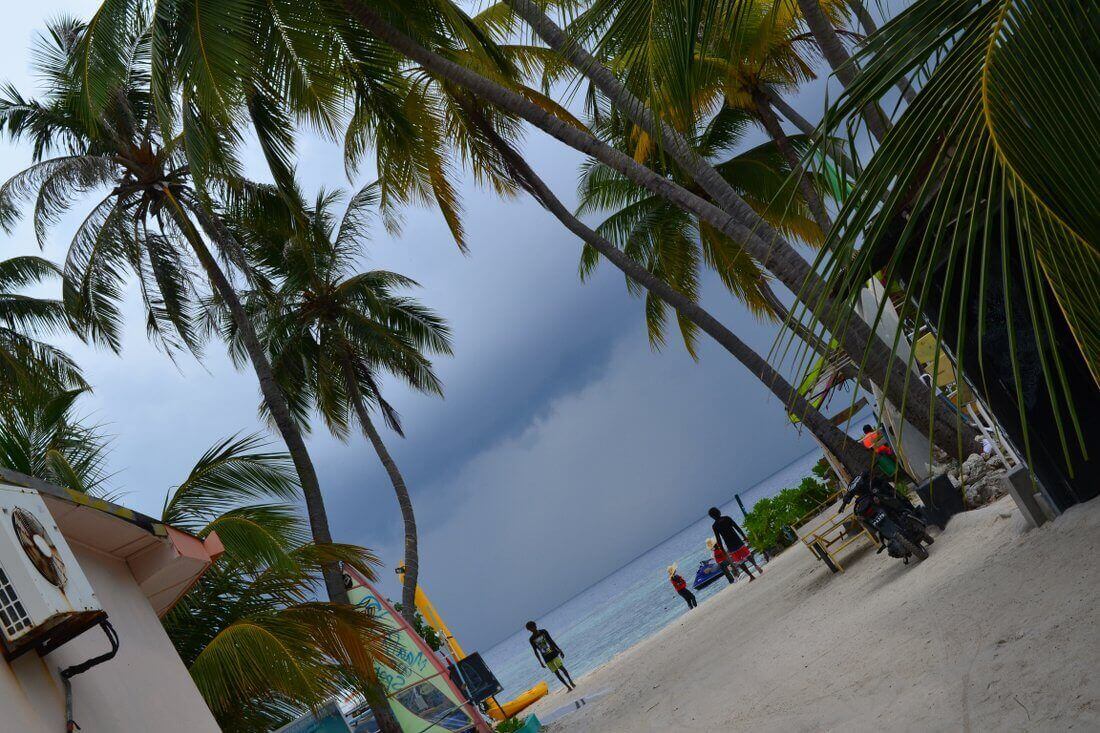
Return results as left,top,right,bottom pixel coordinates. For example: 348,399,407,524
1,2,857,651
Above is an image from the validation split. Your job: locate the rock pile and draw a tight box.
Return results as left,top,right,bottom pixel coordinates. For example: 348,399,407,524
957,452,1008,507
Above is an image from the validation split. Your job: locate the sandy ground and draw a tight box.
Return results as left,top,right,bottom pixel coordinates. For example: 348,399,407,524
529,496,1100,732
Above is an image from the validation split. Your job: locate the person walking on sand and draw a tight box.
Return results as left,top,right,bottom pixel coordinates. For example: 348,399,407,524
709,508,762,580
706,538,736,584
668,564,698,609
526,621,575,691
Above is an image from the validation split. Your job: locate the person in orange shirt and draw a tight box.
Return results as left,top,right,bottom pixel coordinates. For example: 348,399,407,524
863,424,903,479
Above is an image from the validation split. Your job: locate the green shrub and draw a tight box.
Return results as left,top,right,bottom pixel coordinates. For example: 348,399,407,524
393,604,443,652
743,475,833,550
496,716,528,732
812,457,841,492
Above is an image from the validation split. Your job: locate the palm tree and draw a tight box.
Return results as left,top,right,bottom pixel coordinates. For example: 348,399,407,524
0,17,348,602
575,104,824,350
458,99,869,472
272,0,866,477
223,187,453,623
813,0,1099,503
792,0,891,141
567,0,837,233
468,0,979,457
0,255,85,394
0,386,110,495
159,434,394,733
96,0,864,477
80,0,978,460
0,254,97,489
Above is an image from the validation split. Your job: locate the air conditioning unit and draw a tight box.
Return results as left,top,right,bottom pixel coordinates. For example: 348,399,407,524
0,484,104,660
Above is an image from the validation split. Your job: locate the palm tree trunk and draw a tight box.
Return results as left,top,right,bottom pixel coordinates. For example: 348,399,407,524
462,104,868,473
752,91,834,233
794,0,890,141
765,91,817,137
340,352,420,626
759,284,829,361
762,88,858,178
846,1,918,103
496,0,978,460
160,188,349,605
340,0,977,461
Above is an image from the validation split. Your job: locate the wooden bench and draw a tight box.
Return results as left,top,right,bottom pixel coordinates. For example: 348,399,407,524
793,494,878,573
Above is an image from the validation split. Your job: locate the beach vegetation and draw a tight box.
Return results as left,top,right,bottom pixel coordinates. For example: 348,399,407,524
811,457,842,493
495,715,531,733
743,475,832,552
0,256,84,395
393,604,444,653
0,385,111,496
160,433,395,733
81,0,978,468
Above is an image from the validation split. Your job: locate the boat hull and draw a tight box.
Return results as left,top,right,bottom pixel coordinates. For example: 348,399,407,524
484,681,549,721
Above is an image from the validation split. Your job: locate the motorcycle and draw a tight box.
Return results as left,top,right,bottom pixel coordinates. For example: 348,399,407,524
839,472,934,564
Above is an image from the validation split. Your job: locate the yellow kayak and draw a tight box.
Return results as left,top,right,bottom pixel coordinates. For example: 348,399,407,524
484,681,549,721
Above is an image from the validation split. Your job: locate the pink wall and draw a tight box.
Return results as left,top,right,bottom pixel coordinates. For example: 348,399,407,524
0,544,220,732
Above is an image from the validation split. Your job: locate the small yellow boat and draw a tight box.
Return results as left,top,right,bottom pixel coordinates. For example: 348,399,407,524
484,682,549,721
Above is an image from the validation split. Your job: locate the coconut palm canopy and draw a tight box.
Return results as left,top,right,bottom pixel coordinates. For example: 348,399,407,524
160,434,394,733
0,386,110,495
209,184,453,620
811,0,1098,467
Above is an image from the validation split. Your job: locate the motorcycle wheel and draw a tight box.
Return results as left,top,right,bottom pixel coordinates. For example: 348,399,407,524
897,535,929,562
921,532,935,545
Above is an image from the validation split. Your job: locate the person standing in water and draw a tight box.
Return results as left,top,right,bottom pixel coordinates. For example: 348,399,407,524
706,538,736,583
668,564,698,609
709,508,762,580
526,621,575,691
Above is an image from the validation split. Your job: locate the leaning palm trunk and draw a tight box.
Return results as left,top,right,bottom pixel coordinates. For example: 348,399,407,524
160,189,348,605
845,0,918,103
339,0,976,460
340,353,420,625
794,0,890,141
492,0,978,459
759,285,846,375
763,89,858,177
752,91,834,233
461,104,868,472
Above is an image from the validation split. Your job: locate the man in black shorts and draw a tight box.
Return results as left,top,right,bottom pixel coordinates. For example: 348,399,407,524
709,507,761,580
526,621,575,691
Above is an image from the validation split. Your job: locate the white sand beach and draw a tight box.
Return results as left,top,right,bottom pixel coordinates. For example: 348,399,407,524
531,496,1100,732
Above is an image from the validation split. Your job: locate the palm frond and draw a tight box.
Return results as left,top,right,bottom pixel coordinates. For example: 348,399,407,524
161,432,300,529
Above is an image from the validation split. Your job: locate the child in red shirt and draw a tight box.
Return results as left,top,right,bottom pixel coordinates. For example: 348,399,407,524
706,538,736,583
668,564,697,609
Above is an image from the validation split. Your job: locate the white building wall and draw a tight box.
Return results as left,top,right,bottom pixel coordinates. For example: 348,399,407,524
0,544,220,733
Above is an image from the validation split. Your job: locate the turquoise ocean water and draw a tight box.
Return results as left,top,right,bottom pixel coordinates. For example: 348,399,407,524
481,450,823,701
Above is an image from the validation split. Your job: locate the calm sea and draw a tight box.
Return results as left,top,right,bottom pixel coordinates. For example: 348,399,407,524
481,449,823,701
